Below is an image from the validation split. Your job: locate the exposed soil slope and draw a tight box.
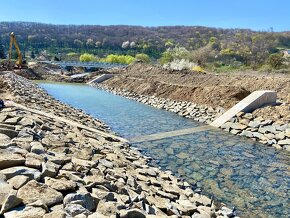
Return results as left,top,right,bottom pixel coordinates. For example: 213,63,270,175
105,63,290,121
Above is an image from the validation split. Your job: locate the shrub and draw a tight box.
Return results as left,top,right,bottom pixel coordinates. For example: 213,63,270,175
192,65,206,73
163,59,197,71
189,45,215,66
268,53,285,69
135,53,151,63
159,51,174,65
79,53,97,62
102,54,135,64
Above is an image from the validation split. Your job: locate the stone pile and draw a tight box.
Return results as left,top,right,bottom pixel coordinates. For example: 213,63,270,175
221,112,290,151
0,72,238,217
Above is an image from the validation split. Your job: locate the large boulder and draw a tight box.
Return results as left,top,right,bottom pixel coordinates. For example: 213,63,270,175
63,192,96,211
45,177,77,191
0,166,41,180
17,180,63,206
0,150,25,169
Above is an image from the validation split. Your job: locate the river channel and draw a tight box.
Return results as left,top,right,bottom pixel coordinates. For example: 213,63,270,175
39,82,290,218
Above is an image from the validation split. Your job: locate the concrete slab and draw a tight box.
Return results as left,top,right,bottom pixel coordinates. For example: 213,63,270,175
129,125,212,143
211,90,277,128
87,74,114,84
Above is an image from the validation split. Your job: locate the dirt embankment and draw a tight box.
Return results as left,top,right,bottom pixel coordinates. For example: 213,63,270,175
14,62,110,83
105,63,290,121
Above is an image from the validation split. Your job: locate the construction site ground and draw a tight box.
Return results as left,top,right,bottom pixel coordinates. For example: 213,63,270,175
105,63,290,122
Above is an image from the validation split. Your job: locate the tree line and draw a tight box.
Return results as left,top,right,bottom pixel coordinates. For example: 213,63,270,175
0,22,289,71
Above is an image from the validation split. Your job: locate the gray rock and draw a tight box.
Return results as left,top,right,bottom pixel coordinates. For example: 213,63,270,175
41,160,60,178
230,123,247,130
119,208,146,218
278,139,290,145
0,166,41,180
259,125,277,134
240,130,253,138
43,209,66,218
72,157,96,168
7,175,30,189
30,141,45,154
88,212,108,218
252,132,268,141
65,204,92,217
4,117,21,125
45,177,77,191
0,133,11,145
0,128,18,138
25,153,44,169
248,120,261,128
220,206,234,217
96,200,117,217
275,132,285,140
0,189,22,214
175,199,197,215
4,206,46,218
0,181,13,207
17,180,63,206
63,192,96,211
285,129,290,138
0,150,25,169
99,158,114,168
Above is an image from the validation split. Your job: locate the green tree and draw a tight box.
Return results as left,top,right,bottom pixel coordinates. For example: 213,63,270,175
79,53,97,62
135,53,151,63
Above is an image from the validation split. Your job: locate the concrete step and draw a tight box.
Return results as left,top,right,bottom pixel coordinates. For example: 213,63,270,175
87,74,115,84
211,90,277,128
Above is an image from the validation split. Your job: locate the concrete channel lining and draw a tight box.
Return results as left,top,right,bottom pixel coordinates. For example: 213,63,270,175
210,90,277,128
87,74,115,84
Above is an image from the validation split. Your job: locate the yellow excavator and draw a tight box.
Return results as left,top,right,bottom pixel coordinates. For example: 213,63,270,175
7,32,27,69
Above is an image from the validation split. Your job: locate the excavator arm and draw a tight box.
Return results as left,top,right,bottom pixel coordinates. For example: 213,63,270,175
8,32,23,67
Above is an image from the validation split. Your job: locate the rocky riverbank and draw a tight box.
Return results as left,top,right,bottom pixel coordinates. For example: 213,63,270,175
91,83,223,125
0,72,238,217
90,83,290,151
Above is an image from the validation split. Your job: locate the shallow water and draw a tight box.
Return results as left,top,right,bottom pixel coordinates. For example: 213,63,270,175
39,82,290,218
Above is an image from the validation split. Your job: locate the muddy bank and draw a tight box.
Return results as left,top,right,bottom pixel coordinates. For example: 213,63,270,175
0,72,237,217
108,63,290,120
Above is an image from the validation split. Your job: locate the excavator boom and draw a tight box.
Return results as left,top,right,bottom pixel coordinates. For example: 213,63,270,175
8,32,25,68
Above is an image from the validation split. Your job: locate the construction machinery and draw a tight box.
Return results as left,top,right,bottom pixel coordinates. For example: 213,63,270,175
7,32,27,69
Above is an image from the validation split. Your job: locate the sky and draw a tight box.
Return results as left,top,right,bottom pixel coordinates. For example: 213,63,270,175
0,0,289,31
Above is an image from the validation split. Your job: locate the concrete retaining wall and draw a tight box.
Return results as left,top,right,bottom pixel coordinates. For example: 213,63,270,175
87,74,115,84
211,90,277,128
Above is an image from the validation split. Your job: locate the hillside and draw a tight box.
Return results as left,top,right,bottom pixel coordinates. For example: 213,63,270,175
1,22,290,58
